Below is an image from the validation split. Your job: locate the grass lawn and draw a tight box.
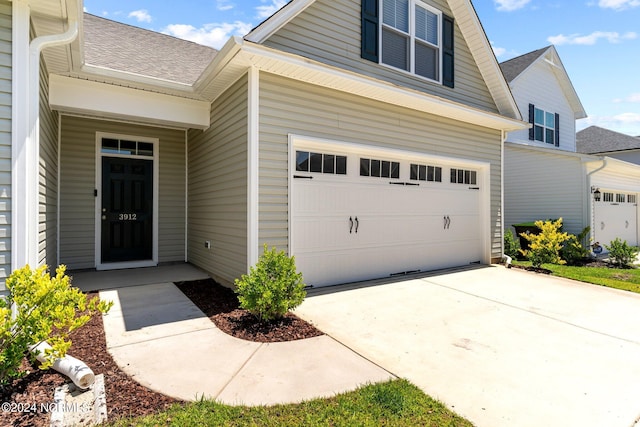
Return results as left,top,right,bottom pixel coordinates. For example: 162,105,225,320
513,261,640,294
109,379,473,427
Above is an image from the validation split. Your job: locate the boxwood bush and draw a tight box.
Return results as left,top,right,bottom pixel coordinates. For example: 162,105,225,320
235,245,306,322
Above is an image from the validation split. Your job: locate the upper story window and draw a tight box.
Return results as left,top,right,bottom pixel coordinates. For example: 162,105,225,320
528,104,559,147
534,108,556,145
361,0,454,87
381,0,441,82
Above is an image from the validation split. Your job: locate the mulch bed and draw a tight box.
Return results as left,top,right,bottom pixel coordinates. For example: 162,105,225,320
175,278,323,343
1,279,322,426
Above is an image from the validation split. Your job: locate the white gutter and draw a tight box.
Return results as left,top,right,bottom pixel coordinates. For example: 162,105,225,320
24,13,79,267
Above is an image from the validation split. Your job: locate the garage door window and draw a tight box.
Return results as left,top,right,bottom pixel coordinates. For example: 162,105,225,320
450,168,477,185
360,158,400,178
616,193,626,203
629,195,637,204
410,163,442,182
602,192,614,203
296,151,347,175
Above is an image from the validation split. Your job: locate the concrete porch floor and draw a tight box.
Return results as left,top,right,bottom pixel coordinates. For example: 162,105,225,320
69,263,210,293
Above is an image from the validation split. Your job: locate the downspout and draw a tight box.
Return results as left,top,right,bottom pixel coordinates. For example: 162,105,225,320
26,15,79,266
501,130,511,267
585,157,608,253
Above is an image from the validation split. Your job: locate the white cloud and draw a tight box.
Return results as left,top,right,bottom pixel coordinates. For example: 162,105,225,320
613,93,640,103
217,0,234,11
491,41,507,57
163,21,253,49
494,0,531,11
128,9,152,23
598,0,640,10
548,31,637,45
578,113,640,136
256,0,289,19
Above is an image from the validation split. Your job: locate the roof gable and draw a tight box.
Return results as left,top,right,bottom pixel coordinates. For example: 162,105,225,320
500,45,586,120
576,126,640,154
246,0,521,121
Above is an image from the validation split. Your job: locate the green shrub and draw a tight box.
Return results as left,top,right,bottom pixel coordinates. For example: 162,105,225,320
504,230,519,259
519,218,569,268
561,226,591,266
0,265,112,386
235,245,306,322
605,238,639,268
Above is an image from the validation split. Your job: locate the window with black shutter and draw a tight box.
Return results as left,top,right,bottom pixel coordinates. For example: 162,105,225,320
361,0,454,87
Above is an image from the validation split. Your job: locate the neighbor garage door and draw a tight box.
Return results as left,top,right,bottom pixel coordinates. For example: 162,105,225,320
594,191,638,248
291,142,485,287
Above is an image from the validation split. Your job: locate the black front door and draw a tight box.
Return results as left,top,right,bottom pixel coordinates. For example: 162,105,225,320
101,157,153,263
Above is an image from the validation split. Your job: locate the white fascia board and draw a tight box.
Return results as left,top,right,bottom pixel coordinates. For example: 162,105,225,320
238,42,528,132
245,0,316,43
49,75,211,129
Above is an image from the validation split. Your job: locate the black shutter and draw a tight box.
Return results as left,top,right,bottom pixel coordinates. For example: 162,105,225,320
361,0,379,62
442,14,455,88
555,113,560,147
528,103,535,140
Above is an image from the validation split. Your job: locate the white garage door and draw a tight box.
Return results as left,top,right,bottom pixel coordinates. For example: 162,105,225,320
291,144,485,287
594,191,638,248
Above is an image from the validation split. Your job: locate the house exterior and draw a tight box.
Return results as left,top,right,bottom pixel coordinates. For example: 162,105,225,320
577,126,640,164
502,46,640,251
5,0,528,290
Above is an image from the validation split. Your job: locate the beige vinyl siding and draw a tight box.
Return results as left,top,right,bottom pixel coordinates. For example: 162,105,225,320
38,57,58,268
259,72,503,259
60,116,186,269
263,0,498,113
188,76,247,286
0,1,10,287
504,143,586,236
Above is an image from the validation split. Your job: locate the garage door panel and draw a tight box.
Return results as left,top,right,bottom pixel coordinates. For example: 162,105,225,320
594,199,637,248
291,146,484,287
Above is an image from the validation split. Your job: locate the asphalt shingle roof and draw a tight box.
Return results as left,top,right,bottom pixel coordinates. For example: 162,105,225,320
83,13,218,86
576,126,640,154
499,46,550,83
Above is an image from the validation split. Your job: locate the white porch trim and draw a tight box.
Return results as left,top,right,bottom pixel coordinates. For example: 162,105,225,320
247,67,260,269
49,75,211,130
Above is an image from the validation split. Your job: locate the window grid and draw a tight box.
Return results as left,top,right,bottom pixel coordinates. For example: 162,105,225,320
602,192,614,203
101,138,154,157
296,151,347,175
381,0,441,82
616,193,626,203
360,158,400,179
410,163,442,182
450,168,477,185
534,107,556,145
629,195,637,204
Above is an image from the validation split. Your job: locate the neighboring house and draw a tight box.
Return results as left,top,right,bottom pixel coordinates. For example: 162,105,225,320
6,0,527,290
577,126,640,165
502,46,640,251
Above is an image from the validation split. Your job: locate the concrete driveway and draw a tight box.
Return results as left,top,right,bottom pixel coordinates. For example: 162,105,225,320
295,265,640,427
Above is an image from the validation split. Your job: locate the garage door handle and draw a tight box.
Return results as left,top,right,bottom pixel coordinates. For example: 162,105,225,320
349,216,353,234
444,216,451,229
355,217,359,233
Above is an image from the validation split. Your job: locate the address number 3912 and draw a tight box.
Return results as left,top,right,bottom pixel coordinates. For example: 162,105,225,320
118,213,137,221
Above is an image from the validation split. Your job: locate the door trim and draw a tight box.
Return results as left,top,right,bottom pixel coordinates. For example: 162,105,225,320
95,132,159,270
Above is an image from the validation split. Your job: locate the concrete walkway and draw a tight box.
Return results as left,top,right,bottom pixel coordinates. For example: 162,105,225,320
96,278,393,405
295,265,640,427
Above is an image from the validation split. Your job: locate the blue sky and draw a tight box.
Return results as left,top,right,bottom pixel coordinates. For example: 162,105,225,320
83,0,640,136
